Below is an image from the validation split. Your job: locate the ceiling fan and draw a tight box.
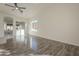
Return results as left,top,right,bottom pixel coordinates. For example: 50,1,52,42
5,3,26,13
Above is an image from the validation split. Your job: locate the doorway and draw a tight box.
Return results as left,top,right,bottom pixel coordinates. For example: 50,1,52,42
16,21,25,43
4,17,13,38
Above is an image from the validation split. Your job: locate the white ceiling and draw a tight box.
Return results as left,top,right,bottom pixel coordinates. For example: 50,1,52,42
0,3,79,19
0,3,46,19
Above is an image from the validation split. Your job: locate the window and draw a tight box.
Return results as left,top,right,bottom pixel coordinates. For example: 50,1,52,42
30,20,38,32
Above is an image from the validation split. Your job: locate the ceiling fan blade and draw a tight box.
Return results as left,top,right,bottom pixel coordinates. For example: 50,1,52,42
5,4,14,7
14,3,18,7
12,8,15,11
19,7,26,9
18,9,23,13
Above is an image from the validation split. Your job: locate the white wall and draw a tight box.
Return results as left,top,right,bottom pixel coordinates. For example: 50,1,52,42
0,14,4,38
0,14,6,44
29,4,79,46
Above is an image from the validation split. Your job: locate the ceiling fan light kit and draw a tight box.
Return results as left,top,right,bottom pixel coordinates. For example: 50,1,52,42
15,7,18,10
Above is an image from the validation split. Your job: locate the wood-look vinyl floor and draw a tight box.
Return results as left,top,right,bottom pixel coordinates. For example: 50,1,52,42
0,35,79,56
